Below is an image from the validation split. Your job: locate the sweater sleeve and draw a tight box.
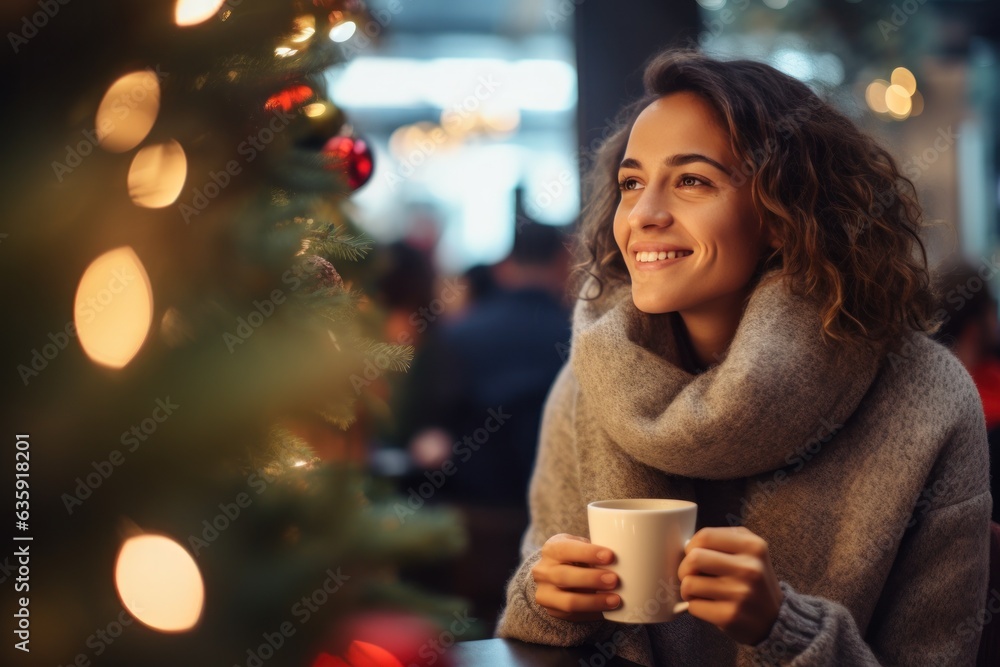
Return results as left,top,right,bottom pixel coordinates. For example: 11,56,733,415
494,363,615,646
751,408,992,667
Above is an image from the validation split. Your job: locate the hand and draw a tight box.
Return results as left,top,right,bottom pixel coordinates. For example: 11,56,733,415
531,534,621,622
677,526,783,646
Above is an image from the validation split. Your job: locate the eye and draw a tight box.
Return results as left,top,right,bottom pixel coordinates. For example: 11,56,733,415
618,177,642,191
678,175,710,188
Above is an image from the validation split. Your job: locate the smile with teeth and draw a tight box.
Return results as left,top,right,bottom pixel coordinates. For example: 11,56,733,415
635,250,693,262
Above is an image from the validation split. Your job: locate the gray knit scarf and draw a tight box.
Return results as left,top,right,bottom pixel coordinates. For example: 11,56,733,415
570,273,883,481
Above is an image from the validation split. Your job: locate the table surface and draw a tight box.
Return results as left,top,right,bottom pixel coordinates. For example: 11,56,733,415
454,638,643,666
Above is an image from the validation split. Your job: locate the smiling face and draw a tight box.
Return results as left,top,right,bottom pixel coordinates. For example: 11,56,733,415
614,92,776,316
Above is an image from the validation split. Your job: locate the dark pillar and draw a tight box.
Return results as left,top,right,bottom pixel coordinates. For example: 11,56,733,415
574,0,702,167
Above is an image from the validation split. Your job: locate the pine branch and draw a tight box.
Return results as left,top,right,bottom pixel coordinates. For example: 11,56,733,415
297,286,363,325
357,340,414,373
262,424,315,474
308,226,374,262
319,403,358,430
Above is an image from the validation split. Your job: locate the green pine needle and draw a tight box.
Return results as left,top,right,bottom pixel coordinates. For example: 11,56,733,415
358,340,414,373
308,226,374,262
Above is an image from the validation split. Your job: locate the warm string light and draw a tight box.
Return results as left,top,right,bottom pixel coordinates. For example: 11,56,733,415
115,534,205,632
303,103,328,117
273,10,353,57
865,66,921,121
174,0,226,27
290,14,316,42
891,66,917,95
96,71,161,153
74,247,154,369
885,85,911,118
127,140,188,208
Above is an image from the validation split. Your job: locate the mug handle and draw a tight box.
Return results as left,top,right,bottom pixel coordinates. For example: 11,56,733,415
673,537,693,615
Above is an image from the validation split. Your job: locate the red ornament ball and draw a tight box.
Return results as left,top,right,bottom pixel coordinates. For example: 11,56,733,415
315,611,456,667
313,641,403,667
321,135,374,191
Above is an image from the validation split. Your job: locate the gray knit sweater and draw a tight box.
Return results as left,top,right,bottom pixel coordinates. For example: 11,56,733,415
496,274,991,666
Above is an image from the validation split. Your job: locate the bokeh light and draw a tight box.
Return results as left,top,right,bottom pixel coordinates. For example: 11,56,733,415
483,106,521,134
390,122,453,160
310,642,405,667
329,20,357,43
127,140,188,208
885,84,913,118
115,534,204,632
175,0,226,27
303,103,328,117
96,71,161,153
343,641,404,667
75,247,154,369
865,79,890,114
891,66,917,95
265,85,314,113
290,14,316,42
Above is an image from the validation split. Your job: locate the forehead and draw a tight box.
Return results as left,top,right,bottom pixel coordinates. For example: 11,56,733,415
625,92,733,159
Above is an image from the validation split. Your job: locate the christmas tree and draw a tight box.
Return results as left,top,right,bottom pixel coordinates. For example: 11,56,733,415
1,1,466,665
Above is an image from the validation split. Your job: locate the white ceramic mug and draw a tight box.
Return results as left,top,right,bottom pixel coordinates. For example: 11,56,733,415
587,499,698,624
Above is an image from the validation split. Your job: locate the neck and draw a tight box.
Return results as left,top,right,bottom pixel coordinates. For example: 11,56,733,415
678,289,752,368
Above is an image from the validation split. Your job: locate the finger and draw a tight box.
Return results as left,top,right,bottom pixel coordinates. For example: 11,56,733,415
541,563,618,591
680,574,748,602
543,534,615,566
536,583,621,615
561,534,595,567
686,598,741,629
687,526,768,558
681,551,767,584
677,547,744,579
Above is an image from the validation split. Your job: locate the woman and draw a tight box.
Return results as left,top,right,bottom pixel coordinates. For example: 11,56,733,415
496,50,990,666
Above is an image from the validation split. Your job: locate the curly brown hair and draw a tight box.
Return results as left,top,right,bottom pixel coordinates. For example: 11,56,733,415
574,49,937,356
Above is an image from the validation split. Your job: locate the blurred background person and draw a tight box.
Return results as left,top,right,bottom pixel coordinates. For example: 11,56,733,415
933,261,1000,521
394,205,572,631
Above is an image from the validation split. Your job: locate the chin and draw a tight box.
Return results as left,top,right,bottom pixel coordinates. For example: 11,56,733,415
630,288,680,315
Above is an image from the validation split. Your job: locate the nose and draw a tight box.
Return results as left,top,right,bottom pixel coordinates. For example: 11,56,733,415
627,187,673,231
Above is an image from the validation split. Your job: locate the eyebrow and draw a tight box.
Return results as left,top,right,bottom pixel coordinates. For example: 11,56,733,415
619,154,732,176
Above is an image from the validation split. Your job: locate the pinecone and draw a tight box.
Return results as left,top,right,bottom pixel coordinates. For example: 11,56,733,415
293,255,344,293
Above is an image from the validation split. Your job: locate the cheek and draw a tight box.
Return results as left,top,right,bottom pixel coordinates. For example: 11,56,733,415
701,205,762,266
613,209,629,253
712,244,757,285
